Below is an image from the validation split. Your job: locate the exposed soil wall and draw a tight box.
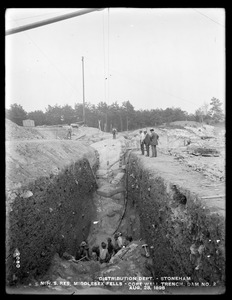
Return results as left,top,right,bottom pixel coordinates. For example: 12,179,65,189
125,152,225,286
6,158,98,285
6,140,99,286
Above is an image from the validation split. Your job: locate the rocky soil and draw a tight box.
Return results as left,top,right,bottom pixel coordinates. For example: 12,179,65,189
5,119,225,295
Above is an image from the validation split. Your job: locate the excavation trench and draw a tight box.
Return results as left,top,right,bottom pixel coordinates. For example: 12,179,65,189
6,139,225,294
123,150,225,292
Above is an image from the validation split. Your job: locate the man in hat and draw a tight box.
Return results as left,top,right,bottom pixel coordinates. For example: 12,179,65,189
99,242,110,263
112,128,117,139
143,131,151,157
150,129,159,157
107,237,115,258
67,124,72,140
77,241,90,261
139,130,145,155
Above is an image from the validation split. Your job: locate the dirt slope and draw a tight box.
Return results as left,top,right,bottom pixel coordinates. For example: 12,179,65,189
5,119,45,140
6,140,97,193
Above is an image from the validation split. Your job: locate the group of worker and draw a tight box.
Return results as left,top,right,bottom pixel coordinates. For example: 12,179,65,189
74,232,133,264
139,128,159,157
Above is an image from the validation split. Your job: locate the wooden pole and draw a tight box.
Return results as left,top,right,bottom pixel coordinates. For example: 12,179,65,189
82,56,86,125
6,8,104,36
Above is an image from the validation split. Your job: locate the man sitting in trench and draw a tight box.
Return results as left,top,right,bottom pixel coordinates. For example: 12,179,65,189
99,242,110,263
75,241,90,261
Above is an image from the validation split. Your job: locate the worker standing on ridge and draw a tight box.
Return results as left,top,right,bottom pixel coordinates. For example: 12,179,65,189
143,130,151,157
150,128,159,157
112,128,117,139
67,124,72,140
139,130,145,155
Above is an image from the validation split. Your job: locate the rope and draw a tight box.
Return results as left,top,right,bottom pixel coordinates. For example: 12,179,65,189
112,148,134,235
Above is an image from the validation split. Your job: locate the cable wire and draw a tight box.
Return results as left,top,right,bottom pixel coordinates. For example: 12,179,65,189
192,8,225,28
107,8,110,106
112,148,134,235
23,29,81,97
102,10,107,104
6,8,104,35
7,9,77,22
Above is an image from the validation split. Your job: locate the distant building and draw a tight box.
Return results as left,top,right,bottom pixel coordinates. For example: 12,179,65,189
23,119,35,127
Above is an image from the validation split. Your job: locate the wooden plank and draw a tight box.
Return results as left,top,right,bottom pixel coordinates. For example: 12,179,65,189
201,195,225,199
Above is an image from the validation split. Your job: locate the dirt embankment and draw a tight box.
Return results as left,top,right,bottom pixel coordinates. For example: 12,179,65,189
5,119,45,141
127,122,225,183
6,138,99,285
6,140,98,192
125,151,225,287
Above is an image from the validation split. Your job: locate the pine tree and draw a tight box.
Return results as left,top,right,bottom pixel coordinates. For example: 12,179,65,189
209,97,224,123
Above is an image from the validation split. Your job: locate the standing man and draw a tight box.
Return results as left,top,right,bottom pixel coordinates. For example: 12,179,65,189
139,130,145,155
67,124,72,140
150,128,159,157
143,131,151,157
112,128,117,139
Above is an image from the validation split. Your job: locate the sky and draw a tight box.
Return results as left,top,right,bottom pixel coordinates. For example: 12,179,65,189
5,8,225,114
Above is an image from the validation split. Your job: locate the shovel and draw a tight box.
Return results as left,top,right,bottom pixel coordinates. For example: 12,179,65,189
71,256,88,263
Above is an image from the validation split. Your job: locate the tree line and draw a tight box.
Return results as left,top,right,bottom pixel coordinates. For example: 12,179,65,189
5,97,224,131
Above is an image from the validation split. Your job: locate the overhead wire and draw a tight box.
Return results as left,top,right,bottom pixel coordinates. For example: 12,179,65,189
102,10,107,104
8,18,81,103
106,8,111,180
107,66,198,108
6,9,76,22
107,7,110,107
192,8,225,28
5,8,104,35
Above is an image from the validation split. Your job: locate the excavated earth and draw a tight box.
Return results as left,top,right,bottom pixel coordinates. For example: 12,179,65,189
5,120,225,295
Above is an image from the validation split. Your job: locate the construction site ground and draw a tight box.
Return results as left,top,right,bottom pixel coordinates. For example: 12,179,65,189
5,119,225,295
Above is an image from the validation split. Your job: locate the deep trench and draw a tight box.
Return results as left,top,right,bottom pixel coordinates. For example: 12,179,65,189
6,149,225,292
123,151,225,288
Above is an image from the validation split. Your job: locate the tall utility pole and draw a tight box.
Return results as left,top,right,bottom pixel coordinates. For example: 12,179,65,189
82,56,85,125
126,102,129,132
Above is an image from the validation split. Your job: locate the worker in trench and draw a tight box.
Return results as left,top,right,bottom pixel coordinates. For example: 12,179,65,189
150,128,159,157
70,233,134,265
107,237,115,258
75,241,91,261
114,232,123,253
99,242,111,263
91,245,100,261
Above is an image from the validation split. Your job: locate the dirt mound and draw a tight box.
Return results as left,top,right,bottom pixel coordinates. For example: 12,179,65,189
6,140,98,192
5,119,45,141
73,127,112,144
169,121,202,128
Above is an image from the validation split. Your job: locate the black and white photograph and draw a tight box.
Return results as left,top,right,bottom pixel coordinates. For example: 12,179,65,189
5,7,225,295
